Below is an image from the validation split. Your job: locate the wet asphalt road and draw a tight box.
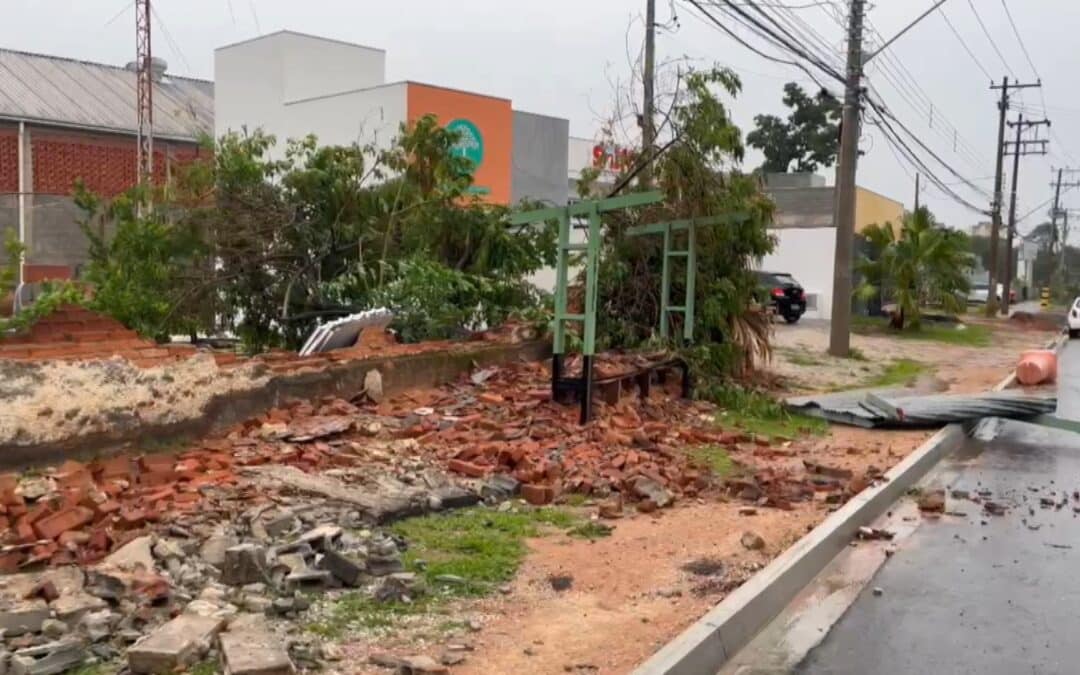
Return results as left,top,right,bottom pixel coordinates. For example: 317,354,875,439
797,340,1080,675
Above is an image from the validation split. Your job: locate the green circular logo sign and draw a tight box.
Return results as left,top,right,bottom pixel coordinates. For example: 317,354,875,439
447,118,484,168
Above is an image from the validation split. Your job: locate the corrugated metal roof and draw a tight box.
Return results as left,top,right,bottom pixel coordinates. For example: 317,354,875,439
0,48,212,141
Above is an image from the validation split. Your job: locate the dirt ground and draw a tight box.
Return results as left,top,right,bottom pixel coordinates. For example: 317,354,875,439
770,318,1056,394
340,319,1057,675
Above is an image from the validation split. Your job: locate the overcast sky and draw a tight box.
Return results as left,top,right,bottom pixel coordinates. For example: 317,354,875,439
4,0,1079,235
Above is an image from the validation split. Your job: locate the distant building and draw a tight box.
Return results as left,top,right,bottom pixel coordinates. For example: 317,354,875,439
0,48,213,283
970,221,993,238
756,172,905,320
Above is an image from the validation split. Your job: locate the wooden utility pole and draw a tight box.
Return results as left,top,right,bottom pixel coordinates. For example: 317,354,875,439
914,173,920,212
1002,115,1050,313
827,0,865,357
641,0,656,188
988,78,1041,316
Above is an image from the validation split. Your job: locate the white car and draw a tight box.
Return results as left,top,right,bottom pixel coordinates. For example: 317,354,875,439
1069,297,1080,338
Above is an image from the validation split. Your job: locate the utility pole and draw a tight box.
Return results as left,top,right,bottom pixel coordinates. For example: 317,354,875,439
641,0,656,188
135,0,153,187
828,0,865,357
1002,114,1050,314
987,78,1041,316
914,173,920,213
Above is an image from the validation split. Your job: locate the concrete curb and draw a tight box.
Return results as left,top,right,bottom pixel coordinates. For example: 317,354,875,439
631,422,967,675
633,332,1066,675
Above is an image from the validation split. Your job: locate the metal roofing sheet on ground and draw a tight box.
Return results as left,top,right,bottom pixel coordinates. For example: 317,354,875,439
787,389,1057,428
0,48,212,140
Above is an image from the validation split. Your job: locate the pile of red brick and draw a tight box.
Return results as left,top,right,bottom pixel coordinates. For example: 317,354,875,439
379,360,733,507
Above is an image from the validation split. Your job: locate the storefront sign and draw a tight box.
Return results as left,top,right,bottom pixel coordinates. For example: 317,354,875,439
448,118,485,169
592,143,633,172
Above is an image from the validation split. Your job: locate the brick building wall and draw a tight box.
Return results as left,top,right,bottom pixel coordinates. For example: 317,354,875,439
0,124,203,275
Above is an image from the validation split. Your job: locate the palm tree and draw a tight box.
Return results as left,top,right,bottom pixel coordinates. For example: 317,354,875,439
856,207,973,330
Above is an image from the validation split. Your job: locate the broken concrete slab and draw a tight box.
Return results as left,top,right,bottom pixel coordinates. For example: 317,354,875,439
320,550,365,587
395,655,450,675
244,465,430,524
631,476,674,508
127,614,224,674
49,592,107,623
0,600,49,637
220,627,296,675
9,640,87,675
100,536,155,572
200,534,238,569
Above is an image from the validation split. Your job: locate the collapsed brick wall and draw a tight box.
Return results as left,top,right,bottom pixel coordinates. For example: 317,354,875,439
0,305,179,367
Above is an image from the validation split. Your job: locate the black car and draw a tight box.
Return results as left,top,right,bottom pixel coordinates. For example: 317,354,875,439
754,271,807,324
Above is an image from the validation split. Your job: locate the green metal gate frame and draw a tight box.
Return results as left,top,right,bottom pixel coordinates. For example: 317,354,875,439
625,213,748,343
509,190,663,422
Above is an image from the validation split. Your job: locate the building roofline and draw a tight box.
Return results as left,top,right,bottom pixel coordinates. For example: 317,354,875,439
404,80,511,103
284,81,407,107
215,29,386,55
0,114,205,143
0,47,211,85
854,184,904,207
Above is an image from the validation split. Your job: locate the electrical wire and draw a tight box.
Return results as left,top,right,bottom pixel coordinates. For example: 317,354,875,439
965,0,1017,79
938,6,993,81
103,0,134,28
999,0,1039,82
149,4,192,73
248,0,262,34
682,0,843,90
699,0,846,82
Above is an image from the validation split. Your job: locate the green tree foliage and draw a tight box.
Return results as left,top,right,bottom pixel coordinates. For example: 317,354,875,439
77,115,554,351
856,207,973,330
746,82,841,173
587,67,776,376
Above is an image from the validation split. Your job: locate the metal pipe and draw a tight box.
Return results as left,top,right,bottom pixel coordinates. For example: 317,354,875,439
16,121,26,288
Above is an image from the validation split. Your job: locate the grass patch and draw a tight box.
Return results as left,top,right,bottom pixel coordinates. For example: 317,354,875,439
688,445,737,477
68,666,116,675
567,521,614,540
710,386,828,439
309,506,589,639
852,315,992,347
560,493,589,507
847,346,869,361
188,662,220,675
780,349,827,367
864,359,927,388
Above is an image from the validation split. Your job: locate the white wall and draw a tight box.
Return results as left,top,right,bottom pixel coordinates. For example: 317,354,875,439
214,31,389,154
284,84,407,153
758,227,836,320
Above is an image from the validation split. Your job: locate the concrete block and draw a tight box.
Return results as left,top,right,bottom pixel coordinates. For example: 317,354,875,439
220,627,295,675
49,592,107,623
221,544,266,586
9,641,86,675
0,600,49,637
127,614,223,674
320,550,365,587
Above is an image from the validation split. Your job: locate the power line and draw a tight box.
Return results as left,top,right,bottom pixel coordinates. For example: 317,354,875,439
149,4,192,73
965,0,1017,78
999,0,1039,81
937,6,993,81
103,0,134,28
681,1,842,90
248,0,262,34
702,0,845,82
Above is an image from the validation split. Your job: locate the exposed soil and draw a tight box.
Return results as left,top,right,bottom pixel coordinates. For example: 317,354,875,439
771,319,1056,394
330,321,1058,674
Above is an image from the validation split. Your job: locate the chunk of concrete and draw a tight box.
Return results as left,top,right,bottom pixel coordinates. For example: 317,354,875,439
221,544,267,586
9,641,87,675
49,592,107,623
0,600,49,637
396,655,449,675
220,627,296,675
100,536,155,572
200,534,238,569
127,614,223,674
320,550,365,587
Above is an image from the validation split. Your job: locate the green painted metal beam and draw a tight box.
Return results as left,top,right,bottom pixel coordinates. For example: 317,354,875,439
624,211,750,237
508,191,664,225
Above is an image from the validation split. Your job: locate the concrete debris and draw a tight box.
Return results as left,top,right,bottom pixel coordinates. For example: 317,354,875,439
220,626,296,675
374,573,424,604
856,527,895,541
9,640,87,675
221,545,267,586
127,615,223,674
395,655,449,675
0,601,49,637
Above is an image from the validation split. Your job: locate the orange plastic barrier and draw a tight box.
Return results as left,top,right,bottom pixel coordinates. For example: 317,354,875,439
1016,349,1058,386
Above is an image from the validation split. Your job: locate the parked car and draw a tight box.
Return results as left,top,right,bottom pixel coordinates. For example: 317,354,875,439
967,283,1016,305
754,271,807,324
1068,297,1080,338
